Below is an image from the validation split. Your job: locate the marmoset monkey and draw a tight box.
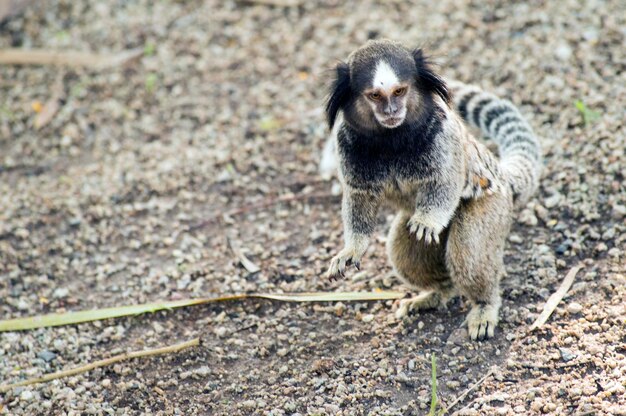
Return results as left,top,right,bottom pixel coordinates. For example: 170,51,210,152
322,40,541,340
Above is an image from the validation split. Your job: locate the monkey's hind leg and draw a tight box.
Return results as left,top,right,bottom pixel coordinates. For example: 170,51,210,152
387,212,454,319
446,193,513,340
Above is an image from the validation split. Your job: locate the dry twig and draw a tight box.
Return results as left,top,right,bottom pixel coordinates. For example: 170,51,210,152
228,236,261,274
0,338,200,393
447,367,496,415
238,0,303,6
530,264,583,331
0,48,143,69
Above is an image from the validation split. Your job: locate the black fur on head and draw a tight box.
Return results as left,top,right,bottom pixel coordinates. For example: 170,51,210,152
325,62,351,129
412,48,450,105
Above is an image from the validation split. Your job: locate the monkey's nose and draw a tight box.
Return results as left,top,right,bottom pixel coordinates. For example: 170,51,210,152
384,105,399,115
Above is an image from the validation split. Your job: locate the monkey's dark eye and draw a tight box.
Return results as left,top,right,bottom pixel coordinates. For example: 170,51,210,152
368,92,381,101
393,87,407,97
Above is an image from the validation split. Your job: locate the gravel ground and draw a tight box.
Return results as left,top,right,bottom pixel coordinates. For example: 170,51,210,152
1,0,624,415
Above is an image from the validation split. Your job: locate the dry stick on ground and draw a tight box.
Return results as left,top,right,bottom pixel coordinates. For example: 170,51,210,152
0,48,143,69
0,338,200,393
529,264,583,331
228,236,261,273
447,367,496,416
238,0,303,7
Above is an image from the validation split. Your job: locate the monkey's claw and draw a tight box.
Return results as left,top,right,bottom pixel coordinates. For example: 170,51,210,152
407,217,441,245
327,249,362,279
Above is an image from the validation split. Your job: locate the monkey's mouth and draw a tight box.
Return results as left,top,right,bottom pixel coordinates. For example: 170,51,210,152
380,117,404,128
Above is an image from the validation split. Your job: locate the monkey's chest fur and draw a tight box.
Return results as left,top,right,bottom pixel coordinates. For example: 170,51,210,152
337,119,458,211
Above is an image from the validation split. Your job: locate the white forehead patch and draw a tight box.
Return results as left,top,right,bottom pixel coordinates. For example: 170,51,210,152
372,60,399,92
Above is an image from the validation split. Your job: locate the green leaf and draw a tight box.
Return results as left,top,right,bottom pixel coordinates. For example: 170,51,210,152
145,73,158,93
258,117,281,131
143,42,156,57
429,353,439,416
575,100,601,126
0,291,404,332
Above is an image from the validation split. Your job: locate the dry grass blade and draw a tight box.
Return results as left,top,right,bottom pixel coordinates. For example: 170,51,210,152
529,264,583,331
0,338,199,393
0,48,143,69
0,291,405,332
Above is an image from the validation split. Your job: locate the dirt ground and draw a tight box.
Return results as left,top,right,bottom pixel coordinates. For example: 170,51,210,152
1,0,625,415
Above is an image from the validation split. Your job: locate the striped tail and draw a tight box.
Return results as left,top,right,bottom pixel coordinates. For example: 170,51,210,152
447,80,542,205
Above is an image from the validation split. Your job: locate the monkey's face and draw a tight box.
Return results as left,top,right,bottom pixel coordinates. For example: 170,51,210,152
360,60,411,129
325,39,450,135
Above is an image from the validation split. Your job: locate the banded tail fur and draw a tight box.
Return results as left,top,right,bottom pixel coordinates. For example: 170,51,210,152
447,80,541,205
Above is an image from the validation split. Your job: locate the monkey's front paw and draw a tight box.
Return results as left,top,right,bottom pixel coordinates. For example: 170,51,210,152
466,304,499,341
407,216,443,244
326,248,362,279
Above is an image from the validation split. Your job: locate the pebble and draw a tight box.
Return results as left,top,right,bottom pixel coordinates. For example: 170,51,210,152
37,350,57,362
214,327,227,337
555,44,573,60
53,287,69,299
544,193,561,208
361,314,375,323
20,390,34,401
567,302,583,314
448,328,468,345
242,400,256,409
612,204,626,219
559,348,577,362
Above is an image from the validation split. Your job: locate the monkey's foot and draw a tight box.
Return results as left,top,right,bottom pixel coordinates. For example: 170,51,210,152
395,291,442,319
466,303,499,341
406,215,444,245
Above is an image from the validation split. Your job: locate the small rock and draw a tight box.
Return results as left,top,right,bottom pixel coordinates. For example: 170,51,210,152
566,302,583,314
20,390,34,401
37,350,57,362
559,348,577,362
447,328,468,345
194,366,211,377
361,314,374,323
544,193,561,208
509,234,523,244
519,209,538,226
53,287,69,299
214,327,227,337
555,44,572,60
601,228,616,240
242,399,256,409
611,204,626,219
